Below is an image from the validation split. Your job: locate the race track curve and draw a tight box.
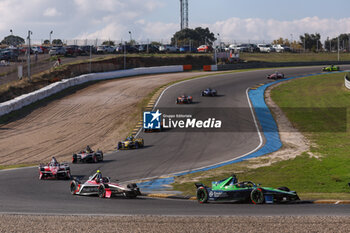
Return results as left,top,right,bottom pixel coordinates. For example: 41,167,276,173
1,66,350,215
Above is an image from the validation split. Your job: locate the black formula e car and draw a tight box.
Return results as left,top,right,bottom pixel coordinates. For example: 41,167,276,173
70,171,141,198
38,157,71,180
72,145,103,163
201,88,217,96
195,174,299,204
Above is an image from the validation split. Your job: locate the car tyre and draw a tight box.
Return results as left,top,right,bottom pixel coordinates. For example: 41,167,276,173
117,142,122,150
251,188,264,204
123,192,137,199
72,154,77,163
98,185,106,198
135,141,139,149
93,155,98,163
70,180,78,195
196,186,208,204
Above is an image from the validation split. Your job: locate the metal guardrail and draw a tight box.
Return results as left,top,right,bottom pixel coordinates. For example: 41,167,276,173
345,72,350,90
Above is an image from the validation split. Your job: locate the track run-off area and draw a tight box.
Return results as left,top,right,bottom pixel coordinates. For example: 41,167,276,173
1,66,350,216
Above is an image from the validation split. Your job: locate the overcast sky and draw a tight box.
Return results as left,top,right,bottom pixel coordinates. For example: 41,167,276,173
1,0,350,44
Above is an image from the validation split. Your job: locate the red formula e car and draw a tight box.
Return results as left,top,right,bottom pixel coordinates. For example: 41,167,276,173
70,170,141,198
72,145,103,163
38,157,71,180
267,71,285,80
176,95,193,104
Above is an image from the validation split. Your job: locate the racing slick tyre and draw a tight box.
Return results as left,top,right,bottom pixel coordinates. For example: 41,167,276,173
70,180,79,195
72,154,77,163
196,186,208,204
251,188,264,204
98,185,106,198
66,171,71,180
122,192,137,199
93,155,98,163
117,142,122,150
277,186,290,192
135,141,139,149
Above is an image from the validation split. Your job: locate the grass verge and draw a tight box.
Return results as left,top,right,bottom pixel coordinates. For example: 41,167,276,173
241,52,350,63
172,72,350,199
0,164,36,170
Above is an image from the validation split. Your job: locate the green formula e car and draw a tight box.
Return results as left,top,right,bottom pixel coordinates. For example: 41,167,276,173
322,65,340,72
195,174,300,204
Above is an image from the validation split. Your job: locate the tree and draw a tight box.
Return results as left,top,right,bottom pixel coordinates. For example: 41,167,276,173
150,41,161,46
102,40,115,46
52,39,63,45
272,38,290,46
1,35,25,46
170,27,216,48
43,40,50,45
299,33,322,52
324,34,350,52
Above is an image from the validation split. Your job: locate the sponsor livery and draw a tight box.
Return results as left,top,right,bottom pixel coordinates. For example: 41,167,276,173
322,65,340,72
70,171,141,198
266,71,285,80
39,157,71,180
201,88,217,97
176,95,193,104
72,146,103,163
195,174,299,204
117,136,144,150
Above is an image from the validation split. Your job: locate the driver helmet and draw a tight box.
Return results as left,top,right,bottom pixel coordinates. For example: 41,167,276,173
51,157,58,165
96,170,102,181
86,145,92,153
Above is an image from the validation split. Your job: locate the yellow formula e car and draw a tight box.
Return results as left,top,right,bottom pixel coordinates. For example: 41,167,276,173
117,136,144,150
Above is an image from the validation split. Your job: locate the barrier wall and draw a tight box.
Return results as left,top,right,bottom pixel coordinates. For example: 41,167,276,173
0,65,184,117
345,73,350,90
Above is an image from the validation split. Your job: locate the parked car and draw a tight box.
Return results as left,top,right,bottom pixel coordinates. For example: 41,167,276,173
179,45,197,53
159,44,178,53
79,45,96,55
65,45,79,56
0,50,18,61
115,45,139,53
273,44,291,53
31,46,43,54
49,46,66,56
197,45,213,53
257,44,275,53
236,44,250,52
97,46,109,54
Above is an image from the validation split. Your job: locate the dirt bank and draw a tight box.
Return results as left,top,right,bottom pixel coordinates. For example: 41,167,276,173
0,72,210,165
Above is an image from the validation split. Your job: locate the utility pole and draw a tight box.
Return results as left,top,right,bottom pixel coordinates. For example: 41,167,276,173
338,36,340,61
27,30,32,81
49,30,53,45
124,41,126,69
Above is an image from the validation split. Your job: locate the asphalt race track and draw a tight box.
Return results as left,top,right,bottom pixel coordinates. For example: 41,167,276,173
1,66,350,215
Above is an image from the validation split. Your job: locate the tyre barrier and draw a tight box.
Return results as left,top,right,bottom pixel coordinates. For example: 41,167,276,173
344,72,350,90
0,65,185,117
